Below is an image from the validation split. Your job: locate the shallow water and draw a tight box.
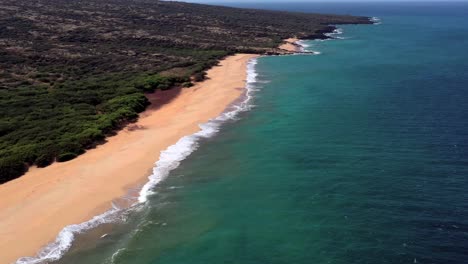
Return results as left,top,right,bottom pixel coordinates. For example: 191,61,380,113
36,2,468,264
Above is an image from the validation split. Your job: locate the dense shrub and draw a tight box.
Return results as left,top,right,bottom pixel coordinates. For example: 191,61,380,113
0,0,370,183
57,153,78,162
182,82,194,88
35,154,55,168
193,72,207,82
0,158,27,184
134,75,191,92
75,128,105,147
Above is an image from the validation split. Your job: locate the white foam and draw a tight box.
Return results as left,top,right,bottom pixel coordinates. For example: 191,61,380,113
293,40,321,55
370,16,382,25
109,247,127,264
295,40,309,50
325,28,345,39
16,209,124,264
15,58,260,264
293,26,353,55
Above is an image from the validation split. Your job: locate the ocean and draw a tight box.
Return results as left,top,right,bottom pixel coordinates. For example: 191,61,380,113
21,2,468,264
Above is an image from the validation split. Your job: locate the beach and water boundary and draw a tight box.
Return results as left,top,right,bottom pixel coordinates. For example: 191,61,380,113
2,22,367,263
0,54,257,264
9,2,468,263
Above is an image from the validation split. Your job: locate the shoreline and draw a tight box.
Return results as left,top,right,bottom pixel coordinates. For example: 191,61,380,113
0,54,258,264
277,26,342,55
277,20,377,55
0,21,375,263
279,37,303,53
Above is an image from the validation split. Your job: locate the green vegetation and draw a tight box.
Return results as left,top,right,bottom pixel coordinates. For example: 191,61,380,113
0,0,371,183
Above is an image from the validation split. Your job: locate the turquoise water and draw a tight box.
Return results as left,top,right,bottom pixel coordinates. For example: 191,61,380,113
42,2,468,264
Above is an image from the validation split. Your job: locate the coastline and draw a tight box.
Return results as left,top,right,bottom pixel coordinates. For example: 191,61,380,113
0,21,374,263
0,54,258,264
277,19,377,55
279,38,302,53
277,26,348,55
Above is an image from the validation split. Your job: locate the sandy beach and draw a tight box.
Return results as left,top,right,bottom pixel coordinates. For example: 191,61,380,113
279,38,301,52
0,53,258,264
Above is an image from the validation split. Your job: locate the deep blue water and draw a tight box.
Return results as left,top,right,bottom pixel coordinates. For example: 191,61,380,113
51,2,468,264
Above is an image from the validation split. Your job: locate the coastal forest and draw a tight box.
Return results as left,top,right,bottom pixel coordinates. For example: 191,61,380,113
0,0,371,183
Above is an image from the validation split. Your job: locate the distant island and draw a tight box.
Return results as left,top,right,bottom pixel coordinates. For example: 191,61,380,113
0,0,371,183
